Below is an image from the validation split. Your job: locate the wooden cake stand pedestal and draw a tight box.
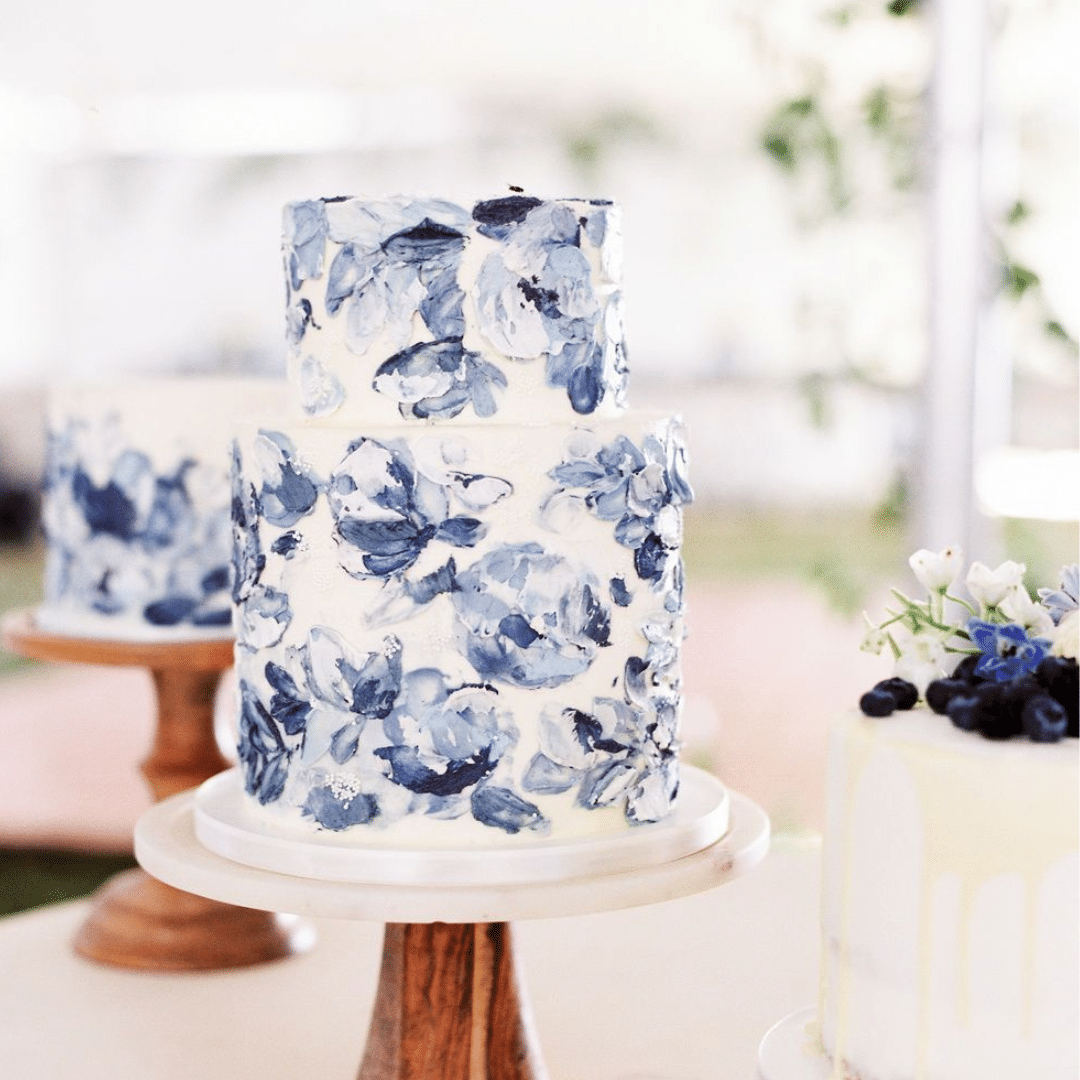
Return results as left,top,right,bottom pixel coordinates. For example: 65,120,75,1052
135,775,769,1079
0,607,311,972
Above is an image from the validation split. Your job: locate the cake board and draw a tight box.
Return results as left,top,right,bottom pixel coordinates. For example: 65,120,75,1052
135,774,770,1079
757,1008,830,1080
0,607,311,972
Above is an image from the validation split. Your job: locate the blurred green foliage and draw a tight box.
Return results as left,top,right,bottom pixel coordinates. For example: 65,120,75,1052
0,544,43,677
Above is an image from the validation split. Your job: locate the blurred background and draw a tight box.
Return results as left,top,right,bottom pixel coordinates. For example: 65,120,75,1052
0,0,1076,909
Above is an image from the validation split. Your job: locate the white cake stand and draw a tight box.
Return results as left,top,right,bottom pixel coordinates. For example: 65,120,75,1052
757,1008,830,1080
135,772,769,1080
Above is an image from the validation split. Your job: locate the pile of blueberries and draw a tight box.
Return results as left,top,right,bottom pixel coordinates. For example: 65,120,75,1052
859,656,1079,743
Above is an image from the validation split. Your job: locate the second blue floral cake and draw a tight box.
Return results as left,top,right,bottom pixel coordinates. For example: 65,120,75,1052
230,194,697,847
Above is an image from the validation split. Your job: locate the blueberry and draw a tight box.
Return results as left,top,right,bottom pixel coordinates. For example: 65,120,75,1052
952,654,984,684
1035,657,1079,737
1035,655,1076,694
926,678,967,715
860,688,897,717
875,677,918,710
974,683,1022,740
946,692,983,732
1021,694,1069,743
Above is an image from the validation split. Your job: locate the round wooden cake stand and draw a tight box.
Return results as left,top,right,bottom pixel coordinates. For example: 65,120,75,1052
0,607,311,972
135,787,770,1080
757,1008,828,1080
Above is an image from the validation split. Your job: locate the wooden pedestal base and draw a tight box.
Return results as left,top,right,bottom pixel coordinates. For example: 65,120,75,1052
73,866,309,972
137,787,770,1077
359,922,546,1080
1,608,311,972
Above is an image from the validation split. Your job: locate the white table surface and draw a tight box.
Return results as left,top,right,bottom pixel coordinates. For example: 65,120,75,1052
0,840,821,1080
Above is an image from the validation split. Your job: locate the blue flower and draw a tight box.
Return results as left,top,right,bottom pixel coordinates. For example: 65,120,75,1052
283,200,329,292
373,339,508,420
43,421,233,631
328,437,507,581
547,428,692,587
376,669,543,833
237,679,291,805
1038,564,1079,625
296,355,345,419
254,636,542,835
521,657,680,825
251,431,319,528
302,778,379,831
236,584,292,649
321,202,471,361
470,199,625,415
966,618,1052,681
301,627,403,734
452,543,611,688
230,440,265,604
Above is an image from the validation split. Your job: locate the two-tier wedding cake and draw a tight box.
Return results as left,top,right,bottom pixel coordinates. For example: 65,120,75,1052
225,194,704,850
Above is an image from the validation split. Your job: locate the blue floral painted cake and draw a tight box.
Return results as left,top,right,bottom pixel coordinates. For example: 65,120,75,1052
37,379,283,641
230,195,698,846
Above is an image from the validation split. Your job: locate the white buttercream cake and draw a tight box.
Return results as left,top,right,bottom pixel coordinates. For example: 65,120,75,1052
819,709,1078,1080
776,554,1079,1079
38,378,284,642
227,194,700,847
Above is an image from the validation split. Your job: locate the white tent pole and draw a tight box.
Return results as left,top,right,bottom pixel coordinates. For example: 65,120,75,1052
918,0,1003,562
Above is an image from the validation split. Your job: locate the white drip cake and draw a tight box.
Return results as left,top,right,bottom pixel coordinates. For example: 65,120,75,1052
37,378,283,642
763,551,1079,1080
225,194,705,849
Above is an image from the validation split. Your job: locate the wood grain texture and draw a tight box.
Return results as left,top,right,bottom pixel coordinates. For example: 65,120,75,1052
1,608,235,671
3,609,309,971
358,922,547,1080
72,866,308,971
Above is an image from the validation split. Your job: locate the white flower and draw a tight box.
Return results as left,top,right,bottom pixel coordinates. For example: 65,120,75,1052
860,623,888,656
966,559,1026,610
909,546,964,593
1050,609,1078,660
893,633,949,692
999,583,1055,637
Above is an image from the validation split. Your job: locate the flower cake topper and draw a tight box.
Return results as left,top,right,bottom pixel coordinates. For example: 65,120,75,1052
858,549,1078,742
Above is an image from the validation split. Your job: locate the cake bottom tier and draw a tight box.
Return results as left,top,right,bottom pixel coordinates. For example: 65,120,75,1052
818,712,1079,1080
230,410,694,847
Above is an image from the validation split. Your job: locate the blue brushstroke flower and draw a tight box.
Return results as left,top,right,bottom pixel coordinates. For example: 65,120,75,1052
521,657,680,825
237,678,291,805
251,430,319,528
377,669,544,834
452,543,611,688
300,628,403,764
373,338,508,420
471,198,625,414
237,584,292,649
283,199,329,292
546,427,692,586
42,421,233,631
966,618,1052,681
239,628,404,830
328,437,508,580
302,775,380,831
322,204,472,361
296,355,345,419
230,440,265,605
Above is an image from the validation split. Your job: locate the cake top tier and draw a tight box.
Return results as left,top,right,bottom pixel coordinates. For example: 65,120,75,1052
282,194,626,427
